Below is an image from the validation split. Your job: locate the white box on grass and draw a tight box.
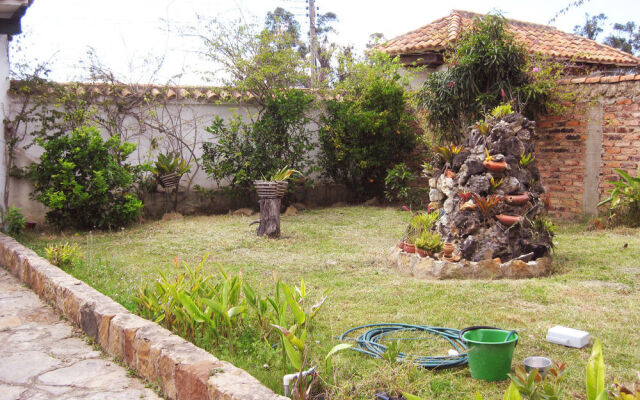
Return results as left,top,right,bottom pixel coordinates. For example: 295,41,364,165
546,325,590,348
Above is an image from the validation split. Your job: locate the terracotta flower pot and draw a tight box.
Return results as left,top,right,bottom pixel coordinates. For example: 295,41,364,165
443,242,455,257
445,169,457,179
404,243,416,253
483,160,507,172
505,192,529,205
495,214,523,226
416,248,428,257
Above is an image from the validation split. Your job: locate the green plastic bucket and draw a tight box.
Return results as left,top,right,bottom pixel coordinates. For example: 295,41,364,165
461,328,518,381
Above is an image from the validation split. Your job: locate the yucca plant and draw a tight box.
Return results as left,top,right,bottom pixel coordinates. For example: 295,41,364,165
472,193,501,219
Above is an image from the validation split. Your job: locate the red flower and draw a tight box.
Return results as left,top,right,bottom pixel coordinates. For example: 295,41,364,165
501,88,506,100
448,81,455,88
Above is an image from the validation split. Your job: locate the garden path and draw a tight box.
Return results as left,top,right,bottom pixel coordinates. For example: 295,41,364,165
0,267,162,400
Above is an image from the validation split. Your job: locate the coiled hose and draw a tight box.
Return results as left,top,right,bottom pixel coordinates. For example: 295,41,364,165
339,323,468,370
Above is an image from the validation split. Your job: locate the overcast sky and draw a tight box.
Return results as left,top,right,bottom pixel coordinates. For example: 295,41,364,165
12,0,640,85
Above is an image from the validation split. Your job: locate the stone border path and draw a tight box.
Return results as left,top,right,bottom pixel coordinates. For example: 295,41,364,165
0,234,286,400
0,267,162,400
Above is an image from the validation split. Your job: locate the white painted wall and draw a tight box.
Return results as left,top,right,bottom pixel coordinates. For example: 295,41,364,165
5,92,321,222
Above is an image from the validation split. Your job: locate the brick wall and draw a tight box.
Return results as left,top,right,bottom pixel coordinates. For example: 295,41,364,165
535,74,640,219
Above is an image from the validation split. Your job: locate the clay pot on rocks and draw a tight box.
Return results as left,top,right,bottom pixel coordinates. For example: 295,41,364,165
483,160,507,172
505,192,529,206
495,214,523,226
443,242,455,257
445,169,457,179
416,248,428,258
404,243,416,253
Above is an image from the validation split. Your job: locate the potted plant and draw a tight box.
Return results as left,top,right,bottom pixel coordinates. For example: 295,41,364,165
415,230,443,257
495,214,523,226
483,149,507,172
153,152,191,189
254,167,301,199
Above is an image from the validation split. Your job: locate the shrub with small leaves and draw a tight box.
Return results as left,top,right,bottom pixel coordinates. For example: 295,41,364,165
45,242,83,270
2,206,26,236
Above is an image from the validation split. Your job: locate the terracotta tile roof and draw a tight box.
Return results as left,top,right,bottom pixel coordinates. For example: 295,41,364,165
380,10,640,67
9,81,258,103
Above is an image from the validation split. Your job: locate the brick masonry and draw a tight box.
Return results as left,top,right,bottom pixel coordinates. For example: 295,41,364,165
0,233,288,400
535,74,640,219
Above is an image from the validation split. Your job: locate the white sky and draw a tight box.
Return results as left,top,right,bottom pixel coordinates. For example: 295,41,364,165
12,0,640,85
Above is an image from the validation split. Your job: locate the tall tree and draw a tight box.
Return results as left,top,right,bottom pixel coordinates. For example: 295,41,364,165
265,7,307,56
573,13,608,40
603,21,640,55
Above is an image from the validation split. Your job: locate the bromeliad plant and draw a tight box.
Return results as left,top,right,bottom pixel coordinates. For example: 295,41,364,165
435,144,464,165
269,166,302,182
490,177,504,193
472,193,502,220
153,152,191,177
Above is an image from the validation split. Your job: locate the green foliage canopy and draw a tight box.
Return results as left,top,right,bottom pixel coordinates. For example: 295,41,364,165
29,125,143,230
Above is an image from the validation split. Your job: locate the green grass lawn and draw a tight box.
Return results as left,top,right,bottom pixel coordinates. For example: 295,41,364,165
19,206,640,399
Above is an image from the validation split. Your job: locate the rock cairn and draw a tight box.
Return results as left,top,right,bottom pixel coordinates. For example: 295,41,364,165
428,113,553,262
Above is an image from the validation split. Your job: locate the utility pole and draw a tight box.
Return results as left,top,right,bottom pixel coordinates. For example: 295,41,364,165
308,0,317,85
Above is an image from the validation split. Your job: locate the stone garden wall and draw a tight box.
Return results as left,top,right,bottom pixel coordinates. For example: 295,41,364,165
535,74,640,219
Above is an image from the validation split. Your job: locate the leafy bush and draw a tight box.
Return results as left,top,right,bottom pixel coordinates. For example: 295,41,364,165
29,125,143,230
45,242,83,270
417,14,564,141
2,206,26,236
201,89,315,188
597,168,640,227
384,164,417,204
319,52,419,199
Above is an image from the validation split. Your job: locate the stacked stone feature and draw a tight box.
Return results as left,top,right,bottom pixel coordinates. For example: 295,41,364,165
429,113,553,262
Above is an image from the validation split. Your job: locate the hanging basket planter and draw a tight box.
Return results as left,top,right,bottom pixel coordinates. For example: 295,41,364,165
158,172,182,189
254,180,280,199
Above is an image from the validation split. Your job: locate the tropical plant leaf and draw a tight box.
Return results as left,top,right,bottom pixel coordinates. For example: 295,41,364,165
586,338,605,400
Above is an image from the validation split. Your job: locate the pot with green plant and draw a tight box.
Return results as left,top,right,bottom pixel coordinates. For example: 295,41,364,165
254,167,301,199
153,152,191,189
414,230,443,257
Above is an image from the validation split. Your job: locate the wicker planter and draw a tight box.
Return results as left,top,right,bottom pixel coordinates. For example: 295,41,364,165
275,180,289,197
158,173,181,189
254,180,279,199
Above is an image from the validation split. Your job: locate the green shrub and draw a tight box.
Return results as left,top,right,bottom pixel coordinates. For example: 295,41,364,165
29,125,143,230
417,14,563,141
319,52,418,199
384,164,415,203
45,242,83,270
597,168,640,227
201,89,315,188
2,206,26,236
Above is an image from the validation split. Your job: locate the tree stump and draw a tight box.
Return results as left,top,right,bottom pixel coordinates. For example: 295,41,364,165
257,198,281,238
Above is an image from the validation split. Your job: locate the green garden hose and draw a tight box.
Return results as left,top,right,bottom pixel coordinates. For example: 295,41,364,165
339,323,468,370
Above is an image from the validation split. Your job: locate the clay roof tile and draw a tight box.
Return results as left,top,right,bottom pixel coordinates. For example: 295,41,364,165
378,9,640,67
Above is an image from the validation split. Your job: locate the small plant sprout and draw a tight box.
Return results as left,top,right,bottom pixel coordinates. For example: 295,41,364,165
490,177,504,192
475,120,489,135
485,148,494,162
519,153,535,167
